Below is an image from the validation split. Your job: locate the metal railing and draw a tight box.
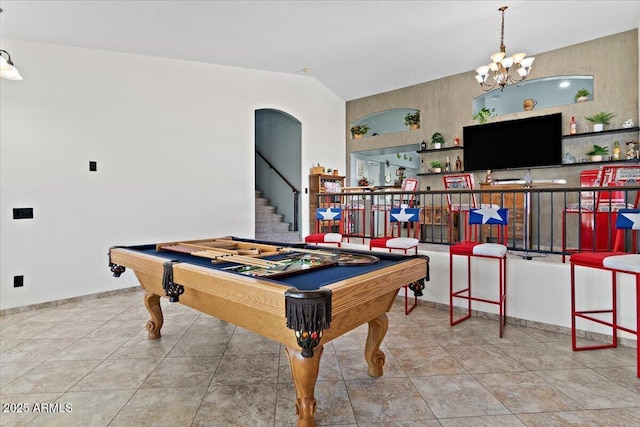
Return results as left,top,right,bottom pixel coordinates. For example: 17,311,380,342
317,184,640,259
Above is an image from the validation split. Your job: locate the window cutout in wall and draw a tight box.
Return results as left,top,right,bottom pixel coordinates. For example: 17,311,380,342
473,75,594,117
351,108,420,138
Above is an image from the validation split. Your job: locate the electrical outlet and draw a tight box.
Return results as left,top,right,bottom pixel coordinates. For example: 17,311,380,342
14,275,24,287
13,208,33,219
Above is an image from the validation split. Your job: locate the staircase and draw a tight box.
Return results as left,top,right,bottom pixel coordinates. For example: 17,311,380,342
255,191,301,243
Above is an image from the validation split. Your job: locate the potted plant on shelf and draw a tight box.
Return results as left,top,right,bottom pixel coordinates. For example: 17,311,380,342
472,107,496,124
431,132,445,149
586,144,609,162
585,111,615,132
403,111,420,129
350,123,370,139
429,160,442,173
574,88,590,103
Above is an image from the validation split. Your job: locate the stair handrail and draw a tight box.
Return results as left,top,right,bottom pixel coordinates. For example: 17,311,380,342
256,148,300,231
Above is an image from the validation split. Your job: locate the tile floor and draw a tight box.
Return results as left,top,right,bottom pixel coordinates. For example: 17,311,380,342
2,288,640,427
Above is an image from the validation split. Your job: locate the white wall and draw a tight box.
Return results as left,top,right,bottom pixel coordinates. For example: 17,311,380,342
0,39,345,310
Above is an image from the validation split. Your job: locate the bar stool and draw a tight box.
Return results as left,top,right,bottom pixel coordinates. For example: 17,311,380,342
570,208,640,377
305,207,343,247
370,207,421,314
449,207,509,337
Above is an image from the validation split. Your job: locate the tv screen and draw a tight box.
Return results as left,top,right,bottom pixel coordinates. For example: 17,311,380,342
463,113,562,171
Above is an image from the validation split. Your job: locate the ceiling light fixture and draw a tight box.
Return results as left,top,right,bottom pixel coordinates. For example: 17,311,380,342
474,6,533,92
0,8,23,81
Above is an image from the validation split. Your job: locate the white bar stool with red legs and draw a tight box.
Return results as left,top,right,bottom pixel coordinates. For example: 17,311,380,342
305,207,343,247
369,206,421,314
570,208,640,377
449,207,509,337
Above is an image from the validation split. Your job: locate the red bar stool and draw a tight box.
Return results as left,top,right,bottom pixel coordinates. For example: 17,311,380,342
570,208,640,377
449,207,509,337
370,207,421,314
305,207,343,247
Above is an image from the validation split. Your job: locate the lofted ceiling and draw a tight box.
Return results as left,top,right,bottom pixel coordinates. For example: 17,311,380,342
1,1,639,101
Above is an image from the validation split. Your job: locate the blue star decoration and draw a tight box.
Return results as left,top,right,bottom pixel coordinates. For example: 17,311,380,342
390,208,420,223
317,208,342,221
469,208,508,225
616,209,640,230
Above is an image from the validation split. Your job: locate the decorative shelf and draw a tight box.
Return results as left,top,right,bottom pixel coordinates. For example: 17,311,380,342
562,127,639,139
417,146,463,154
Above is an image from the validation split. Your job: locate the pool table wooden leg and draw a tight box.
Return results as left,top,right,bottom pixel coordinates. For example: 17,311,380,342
143,291,164,340
285,345,323,427
365,313,388,377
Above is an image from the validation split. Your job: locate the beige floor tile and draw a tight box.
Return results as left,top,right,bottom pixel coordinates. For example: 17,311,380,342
411,374,510,418
443,344,527,373
390,345,466,377
110,386,207,427
535,368,640,409
1,360,101,394
0,361,41,388
516,409,624,426
225,329,281,354
0,338,77,363
474,371,583,413
70,357,161,391
142,355,221,388
185,314,237,335
166,332,232,357
194,383,276,427
31,320,105,339
109,330,181,359
48,336,130,361
495,341,587,370
592,406,640,426
209,353,279,386
0,322,59,340
345,377,436,423
439,414,526,426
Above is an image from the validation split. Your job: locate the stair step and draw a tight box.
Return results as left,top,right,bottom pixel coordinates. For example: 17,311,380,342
255,231,301,243
255,214,285,223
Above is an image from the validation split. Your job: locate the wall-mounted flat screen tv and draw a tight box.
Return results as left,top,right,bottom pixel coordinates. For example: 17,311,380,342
463,112,562,171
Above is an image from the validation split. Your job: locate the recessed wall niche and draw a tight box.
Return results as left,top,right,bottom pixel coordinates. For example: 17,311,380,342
473,75,594,116
351,108,420,138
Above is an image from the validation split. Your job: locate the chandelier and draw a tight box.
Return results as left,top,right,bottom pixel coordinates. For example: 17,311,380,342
0,8,23,81
474,6,533,91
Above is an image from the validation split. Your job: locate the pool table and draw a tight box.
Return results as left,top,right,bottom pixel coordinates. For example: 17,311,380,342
108,237,429,427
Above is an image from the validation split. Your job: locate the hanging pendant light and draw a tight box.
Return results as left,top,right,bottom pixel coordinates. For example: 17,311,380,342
474,6,533,92
0,8,23,81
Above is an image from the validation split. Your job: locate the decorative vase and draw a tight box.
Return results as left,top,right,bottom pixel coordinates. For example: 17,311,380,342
593,123,604,132
432,167,441,173
410,124,420,130
591,155,603,162
432,142,442,149
576,96,588,103
353,134,363,139
523,99,537,111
